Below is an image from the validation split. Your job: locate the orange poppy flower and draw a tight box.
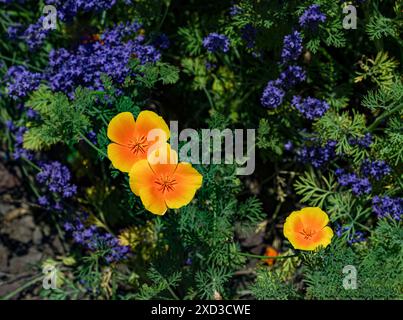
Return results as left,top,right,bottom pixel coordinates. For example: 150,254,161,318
129,143,203,215
283,207,333,251
263,246,279,266
107,111,170,172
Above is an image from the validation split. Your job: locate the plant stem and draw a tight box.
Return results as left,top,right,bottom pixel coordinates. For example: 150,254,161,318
368,103,402,131
0,54,43,72
80,133,108,158
0,275,43,300
22,156,41,171
239,252,297,260
203,86,215,109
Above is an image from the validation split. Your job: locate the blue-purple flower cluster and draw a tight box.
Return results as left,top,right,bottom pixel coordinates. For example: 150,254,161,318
292,96,330,120
36,161,77,202
203,33,230,53
297,140,337,168
22,17,50,50
372,196,402,221
281,30,303,64
6,22,161,98
64,216,130,263
260,81,285,109
6,122,34,160
360,159,391,180
349,133,373,148
45,0,118,21
261,27,310,109
229,4,242,16
335,224,366,244
335,168,372,196
5,66,42,99
278,65,307,89
299,4,327,29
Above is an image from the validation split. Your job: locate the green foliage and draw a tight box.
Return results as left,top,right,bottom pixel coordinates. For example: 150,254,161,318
132,268,182,300
304,219,402,299
134,61,180,88
251,268,299,300
23,86,92,150
294,170,337,208
355,51,399,89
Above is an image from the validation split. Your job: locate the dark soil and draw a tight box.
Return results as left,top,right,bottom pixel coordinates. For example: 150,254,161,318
0,160,65,299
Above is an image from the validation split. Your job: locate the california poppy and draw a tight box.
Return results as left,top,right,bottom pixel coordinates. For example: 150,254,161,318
283,207,333,251
129,143,203,215
263,246,279,266
107,111,170,172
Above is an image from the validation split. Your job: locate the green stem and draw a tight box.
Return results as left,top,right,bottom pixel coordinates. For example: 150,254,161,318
0,275,43,300
0,54,43,72
22,157,41,171
80,133,108,158
202,86,215,109
239,252,297,260
368,103,402,131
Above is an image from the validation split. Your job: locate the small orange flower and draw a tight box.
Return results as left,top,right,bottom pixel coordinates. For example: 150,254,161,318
283,207,333,251
263,246,279,266
107,111,170,172
129,143,203,215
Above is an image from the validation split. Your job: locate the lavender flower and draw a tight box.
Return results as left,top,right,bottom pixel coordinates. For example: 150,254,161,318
203,33,230,53
64,215,130,263
284,141,293,151
36,161,77,198
23,18,49,50
11,126,34,160
298,140,336,168
335,169,372,196
46,0,118,21
260,81,285,108
361,159,391,180
372,196,402,220
7,24,22,39
299,4,326,29
229,4,242,16
5,66,42,99
278,65,306,89
335,224,366,244
292,96,329,120
281,31,303,64
46,22,159,97
349,133,372,148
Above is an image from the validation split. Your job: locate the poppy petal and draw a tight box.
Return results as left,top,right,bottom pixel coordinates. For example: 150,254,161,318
138,186,168,215
129,159,155,196
283,207,333,251
165,162,203,209
299,207,329,229
148,142,179,176
107,112,136,145
107,143,142,173
135,110,170,143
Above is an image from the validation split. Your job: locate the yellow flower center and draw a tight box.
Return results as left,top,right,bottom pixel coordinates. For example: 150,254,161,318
129,136,148,155
299,229,316,240
155,175,177,193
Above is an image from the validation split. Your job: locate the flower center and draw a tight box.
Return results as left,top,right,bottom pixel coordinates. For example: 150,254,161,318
155,175,177,193
128,136,148,155
299,229,316,240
